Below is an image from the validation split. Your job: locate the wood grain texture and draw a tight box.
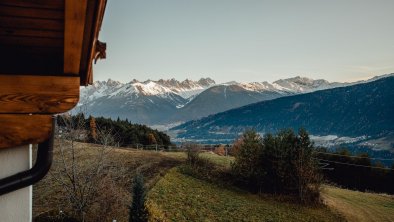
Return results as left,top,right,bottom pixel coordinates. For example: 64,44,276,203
0,15,63,31
0,4,64,19
0,36,63,47
83,0,107,85
0,27,63,39
0,114,52,149
0,75,79,114
0,0,64,10
64,0,88,75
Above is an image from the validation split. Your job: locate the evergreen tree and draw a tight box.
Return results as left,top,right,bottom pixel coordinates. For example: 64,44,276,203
231,130,265,191
129,173,148,222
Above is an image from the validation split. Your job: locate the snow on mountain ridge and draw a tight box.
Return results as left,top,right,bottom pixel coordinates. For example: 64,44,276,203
79,78,216,106
216,76,343,94
81,76,348,104
272,76,343,93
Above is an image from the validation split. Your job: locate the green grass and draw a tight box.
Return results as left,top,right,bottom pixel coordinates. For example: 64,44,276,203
35,143,394,222
147,168,344,222
199,152,234,168
322,186,394,222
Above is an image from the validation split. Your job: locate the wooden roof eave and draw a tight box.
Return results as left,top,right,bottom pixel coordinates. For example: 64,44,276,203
80,0,107,86
0,0,107,149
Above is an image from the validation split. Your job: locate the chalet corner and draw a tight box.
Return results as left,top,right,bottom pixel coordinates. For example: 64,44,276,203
0,0,107,149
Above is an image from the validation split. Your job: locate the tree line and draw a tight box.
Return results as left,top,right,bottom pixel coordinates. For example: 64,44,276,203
226,128,394,203
315,148,394,194
56,113,172,147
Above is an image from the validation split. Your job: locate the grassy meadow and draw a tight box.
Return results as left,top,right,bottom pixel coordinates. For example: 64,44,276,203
147,167,344,222
322,186,394,222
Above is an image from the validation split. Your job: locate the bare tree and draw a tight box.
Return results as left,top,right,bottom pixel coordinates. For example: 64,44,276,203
51,113,119,221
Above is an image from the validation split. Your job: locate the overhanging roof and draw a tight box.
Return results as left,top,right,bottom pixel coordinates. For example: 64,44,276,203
0,0,107,85
0,0,107,148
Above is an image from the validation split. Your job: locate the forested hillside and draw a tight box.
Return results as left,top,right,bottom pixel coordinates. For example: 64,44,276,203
174,76,394,142
57,114,172,147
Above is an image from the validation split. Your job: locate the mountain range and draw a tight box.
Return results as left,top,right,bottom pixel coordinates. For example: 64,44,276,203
78,76,352,124
173,75,394,147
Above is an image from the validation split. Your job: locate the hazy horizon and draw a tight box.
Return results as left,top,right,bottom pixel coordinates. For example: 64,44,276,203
94,0,394,84
92,72,393,85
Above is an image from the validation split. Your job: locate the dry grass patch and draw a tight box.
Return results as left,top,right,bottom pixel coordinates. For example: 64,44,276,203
322,186,394,222
33,141,182,221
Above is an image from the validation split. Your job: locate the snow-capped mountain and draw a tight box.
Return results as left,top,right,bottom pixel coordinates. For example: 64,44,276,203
173,75,394,146
79,78,215,106
272,76,344,93
76,75,390,125
77,78,216,124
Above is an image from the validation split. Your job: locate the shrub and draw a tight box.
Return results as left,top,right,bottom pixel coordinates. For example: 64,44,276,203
231,129,322,204
183,144,216,180
231,130,265,192
214,145,226,156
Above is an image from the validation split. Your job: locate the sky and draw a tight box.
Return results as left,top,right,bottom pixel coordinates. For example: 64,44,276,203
94,0,394,84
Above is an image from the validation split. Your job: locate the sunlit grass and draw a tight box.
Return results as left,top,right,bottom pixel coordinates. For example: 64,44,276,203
147,168,344,222
322,186,394,222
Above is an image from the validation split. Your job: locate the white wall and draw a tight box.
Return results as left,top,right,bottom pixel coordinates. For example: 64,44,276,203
0,145,32,222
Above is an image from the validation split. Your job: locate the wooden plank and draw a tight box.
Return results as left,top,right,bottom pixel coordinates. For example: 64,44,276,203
64,0,88,75
0,5,64,20
83,0,107,85
0,27,63,39
0,0,64,10
79,0,97,85
0,75,79,114
0,114,52,149
0,15,63,31
0,36,63,47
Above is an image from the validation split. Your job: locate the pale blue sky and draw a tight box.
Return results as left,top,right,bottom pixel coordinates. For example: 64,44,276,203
94,0,394,83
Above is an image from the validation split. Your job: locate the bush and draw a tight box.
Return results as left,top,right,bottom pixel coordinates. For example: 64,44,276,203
231,130,265,192
214,145,226,156
183,144,216,180
231,129,322,204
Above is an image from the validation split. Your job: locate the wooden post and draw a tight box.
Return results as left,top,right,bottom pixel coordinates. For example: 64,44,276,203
0,145,32,221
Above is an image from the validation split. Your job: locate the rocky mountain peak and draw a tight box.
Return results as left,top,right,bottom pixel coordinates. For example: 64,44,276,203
198,77,216,86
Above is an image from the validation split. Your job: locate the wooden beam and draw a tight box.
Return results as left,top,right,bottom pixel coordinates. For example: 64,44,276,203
0,15,63,31
0,5,64,20
0,0,65,10
64,0,88,75
0,75,79,114
0,27,63,39
0,36,63,47
82,0,107,85
0,114,52,149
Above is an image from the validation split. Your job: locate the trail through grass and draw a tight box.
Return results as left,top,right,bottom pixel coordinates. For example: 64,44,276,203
322,186,394,222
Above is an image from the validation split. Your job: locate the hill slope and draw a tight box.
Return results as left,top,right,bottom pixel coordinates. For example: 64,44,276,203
174,76,394,142
322,186,394,222
148,167,344,222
